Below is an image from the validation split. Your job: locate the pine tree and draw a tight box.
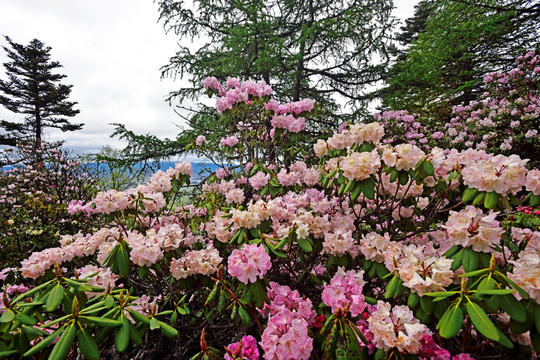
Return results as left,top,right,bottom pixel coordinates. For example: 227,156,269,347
0,36,82,148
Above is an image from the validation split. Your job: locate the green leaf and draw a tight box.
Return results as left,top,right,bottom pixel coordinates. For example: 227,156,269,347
116,245,130,276
205,284,219,306
465,300,503,343
138,267,149,278
390,168,399,182
17,312,37,326
462,187,479,203
474,289,515,296
157,321,178,338
23,327,63,357
398,171,409,185
438,303,463,338
531,329,540,353
423,160,435,176
460,269,489,278
499,294,526,323
77,326,100,360
10,279,55,304
343,179,356,193
49,322,76,360
0,350,18,357
149,317,160,330
535,303,540,333
359,178,375,200
420,296,434,315
84,316,122,327
484,192,499,209
530,194,540,207
451,248,464,271
297,237,313,252
130,323,143,345
114,316,130,352
443,245,459,258
385,275,400,299
350,182,363,201
407,293,420,308
238,305,251,326
0,309,15,323
22,324,48,337
462,247,479,272
472,192,486,205
424,291,459,298
46,282,65,312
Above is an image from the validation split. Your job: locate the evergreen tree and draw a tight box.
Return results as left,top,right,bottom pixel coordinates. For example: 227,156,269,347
109,0,397,167
380,0,540,118
0,36,82,148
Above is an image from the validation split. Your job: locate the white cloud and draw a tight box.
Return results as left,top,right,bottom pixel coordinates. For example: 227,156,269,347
0,0,183,153
0,0,420,154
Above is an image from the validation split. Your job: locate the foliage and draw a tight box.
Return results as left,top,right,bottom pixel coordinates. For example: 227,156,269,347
381,0,540,120
1,77,540,360
376,51,540,169
92,145,151,191
0,36,82,149
442,50,540,167
108,0,397,168
0,142,102,268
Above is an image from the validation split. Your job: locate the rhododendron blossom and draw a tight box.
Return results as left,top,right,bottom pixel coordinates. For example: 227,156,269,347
444,206,504,252
225,335,260,360
170,246,222,279
321,267,367,317
228,243,271,284
260,308,313,360
368,300,430,354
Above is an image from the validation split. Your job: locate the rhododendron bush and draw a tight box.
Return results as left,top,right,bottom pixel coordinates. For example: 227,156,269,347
1,76,540,360
0,142,102,268
378,51,540,168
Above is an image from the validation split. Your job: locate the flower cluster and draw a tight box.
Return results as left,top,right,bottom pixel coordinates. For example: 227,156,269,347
508,232,540,302
321,268,367,317
225,335,260,360
368,300,430,354
170,245,222,280
442,51,540,165
220,136,240,147
260,308,313,360
259,282,316,324
445,206,504,253
227,243,271,284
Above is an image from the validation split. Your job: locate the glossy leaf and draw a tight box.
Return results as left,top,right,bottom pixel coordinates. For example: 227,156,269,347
49,322,76,360
465,300,511,347
438,302,463,338
46,282,65,312
77,326,100,360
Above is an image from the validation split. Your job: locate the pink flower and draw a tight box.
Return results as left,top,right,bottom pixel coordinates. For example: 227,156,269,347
220,136,239,147
444,206,504,253
216,167,230,179
321,267,367,317
195,135,208,146
249,171,270,190
225,335,260,360
260,308,313,360
453,354,475,360
228,244,271,284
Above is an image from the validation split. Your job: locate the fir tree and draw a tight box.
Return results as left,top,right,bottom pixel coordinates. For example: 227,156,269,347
0,36,82,148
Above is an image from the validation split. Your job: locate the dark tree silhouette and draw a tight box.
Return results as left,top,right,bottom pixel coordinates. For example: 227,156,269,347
0,36,82,148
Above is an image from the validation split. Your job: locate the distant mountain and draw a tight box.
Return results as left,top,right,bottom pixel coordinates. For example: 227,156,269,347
1,161,223,185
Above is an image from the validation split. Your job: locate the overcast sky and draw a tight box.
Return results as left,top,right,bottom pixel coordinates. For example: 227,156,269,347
0,0,419,155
